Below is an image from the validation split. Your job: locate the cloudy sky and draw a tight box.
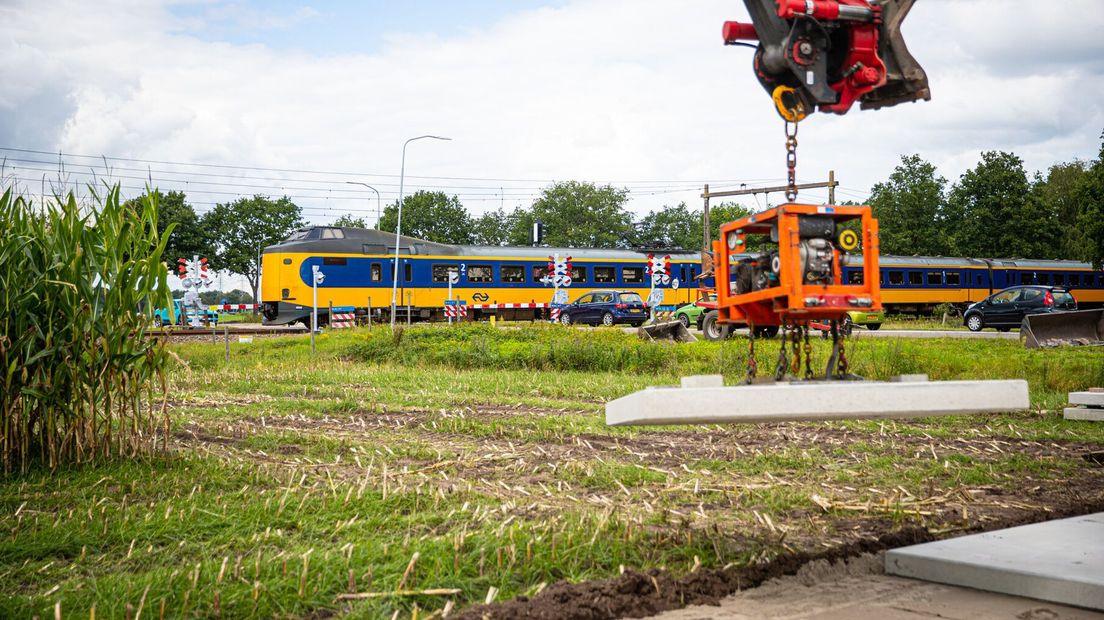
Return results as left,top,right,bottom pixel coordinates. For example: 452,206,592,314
3,0,1103,231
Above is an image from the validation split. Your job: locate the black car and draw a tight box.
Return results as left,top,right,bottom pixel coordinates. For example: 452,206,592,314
559,290,649,326
963,285,1077,332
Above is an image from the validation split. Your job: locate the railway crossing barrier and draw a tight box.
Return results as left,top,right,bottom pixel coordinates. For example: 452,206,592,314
210,304,257,311
444,300,468,320
330,305,356,329
654,305,677,322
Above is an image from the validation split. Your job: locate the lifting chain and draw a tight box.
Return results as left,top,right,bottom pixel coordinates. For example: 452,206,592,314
774,321,790,381
784,119,799,202
836,325,850,377
790,323,801,376
803,324,813,380
746,322,758,383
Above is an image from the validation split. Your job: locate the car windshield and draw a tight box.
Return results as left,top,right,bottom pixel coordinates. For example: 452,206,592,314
1053,290,1075,304
619,293,643,304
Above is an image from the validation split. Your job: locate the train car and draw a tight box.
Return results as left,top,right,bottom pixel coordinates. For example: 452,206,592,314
261,226,1104,325
842,255,1104,313
260,227,709,325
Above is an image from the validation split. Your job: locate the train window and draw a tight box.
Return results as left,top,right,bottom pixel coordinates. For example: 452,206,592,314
945,272,960,286
1053,273,1066,285
594,267,615,283
432,264,459,283
1038,273,1050,285
888,271,904,285
908,272,923,285
501,265,525,283
976,275,983,285
467,265,493,283
570,266,587,283
323,257,347,266
320,228,345,239
926,271,943,286
622,267,644,283
404,264,412,282
847,270,864,284
532,266,549,282
1068,274,1080,287
371,264,382,282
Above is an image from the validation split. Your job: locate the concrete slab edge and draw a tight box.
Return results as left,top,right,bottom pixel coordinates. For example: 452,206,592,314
606,379,1030,427
885,549,1104,611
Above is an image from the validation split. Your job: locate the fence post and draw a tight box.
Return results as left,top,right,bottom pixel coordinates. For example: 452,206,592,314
367,296,372,330
406,292,412,326
224,325,230,363
328,301,333,329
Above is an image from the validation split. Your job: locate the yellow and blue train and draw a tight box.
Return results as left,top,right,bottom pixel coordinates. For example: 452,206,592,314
260,226,1104,324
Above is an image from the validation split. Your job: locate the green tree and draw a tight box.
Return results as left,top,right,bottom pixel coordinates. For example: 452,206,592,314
203,195,305,307
471,208,510,245
527,181,633,248
1033,161,1090,259
378,191,473,244
949,151,1057,258
1074,135,1104,267
869,155,952,256
707,202,753,246
635,202,701,250
331,214,369,229
125,189,213,262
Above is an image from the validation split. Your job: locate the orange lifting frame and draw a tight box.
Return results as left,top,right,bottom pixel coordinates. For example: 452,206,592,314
712,203,882,326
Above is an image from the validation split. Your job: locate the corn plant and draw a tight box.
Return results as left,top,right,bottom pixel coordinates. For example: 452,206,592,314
0,185,174,473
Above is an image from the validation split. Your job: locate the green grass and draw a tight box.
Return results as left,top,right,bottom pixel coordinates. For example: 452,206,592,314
2,324,1102,618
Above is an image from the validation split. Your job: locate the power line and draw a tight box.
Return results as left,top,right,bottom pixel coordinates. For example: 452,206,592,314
0,146,776,187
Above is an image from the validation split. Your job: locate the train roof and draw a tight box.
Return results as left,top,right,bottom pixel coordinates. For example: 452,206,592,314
264,226,701,260
268,227,1099,270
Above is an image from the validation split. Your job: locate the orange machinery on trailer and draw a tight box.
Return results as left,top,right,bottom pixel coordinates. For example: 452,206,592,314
710,203,882,380
713,203,881,328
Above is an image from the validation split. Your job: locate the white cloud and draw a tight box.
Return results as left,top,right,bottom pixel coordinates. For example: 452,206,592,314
2,0,1102,228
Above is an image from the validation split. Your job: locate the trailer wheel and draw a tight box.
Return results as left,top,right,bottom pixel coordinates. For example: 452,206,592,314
702,311,729,341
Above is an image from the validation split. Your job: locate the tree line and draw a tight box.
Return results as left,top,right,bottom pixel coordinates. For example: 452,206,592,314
870,143,1103,263
143,133,1104,306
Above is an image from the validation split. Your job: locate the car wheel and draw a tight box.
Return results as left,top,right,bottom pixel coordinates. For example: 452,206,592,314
678,314,690,328
601,312,614,327
560,313,572,326
867,323,881,331
965,314,983,332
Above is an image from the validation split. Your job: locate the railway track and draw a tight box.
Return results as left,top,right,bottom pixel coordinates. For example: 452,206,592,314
149,325,308,338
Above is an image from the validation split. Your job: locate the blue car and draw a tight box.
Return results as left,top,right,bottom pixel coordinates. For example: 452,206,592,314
559,290,648,327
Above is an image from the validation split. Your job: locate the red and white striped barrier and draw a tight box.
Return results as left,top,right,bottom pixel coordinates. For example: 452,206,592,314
470,303,550,310
330,312,356,329
655,310,675,321
445,305,468,319
209,304,257,311
550,307,562,322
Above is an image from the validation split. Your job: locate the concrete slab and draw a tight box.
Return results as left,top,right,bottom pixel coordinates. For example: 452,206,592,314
605,380,1029,426
885,513,1104,611
681,375,725,388
1065,407,1104,422
1070,392,1104,407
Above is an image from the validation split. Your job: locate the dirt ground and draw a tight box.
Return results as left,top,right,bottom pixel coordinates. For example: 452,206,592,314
176,404,1104,619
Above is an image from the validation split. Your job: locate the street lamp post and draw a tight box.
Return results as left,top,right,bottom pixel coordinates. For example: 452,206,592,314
345,181,382,228
390,135,451,331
